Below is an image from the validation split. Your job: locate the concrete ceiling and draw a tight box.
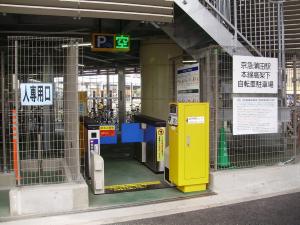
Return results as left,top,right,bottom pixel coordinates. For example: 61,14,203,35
0,13,169,69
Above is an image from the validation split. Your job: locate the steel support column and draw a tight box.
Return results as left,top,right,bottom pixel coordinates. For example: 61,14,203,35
118,68,126,126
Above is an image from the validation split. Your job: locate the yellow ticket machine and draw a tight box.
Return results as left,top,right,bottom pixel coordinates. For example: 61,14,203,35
168,103,209,192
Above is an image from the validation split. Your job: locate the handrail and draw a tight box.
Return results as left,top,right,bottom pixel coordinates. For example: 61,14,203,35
201,0,263,57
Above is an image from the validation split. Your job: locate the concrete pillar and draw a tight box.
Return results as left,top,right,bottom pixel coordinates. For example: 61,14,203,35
140,38,183,120
64,45,80,179
42,57,54,152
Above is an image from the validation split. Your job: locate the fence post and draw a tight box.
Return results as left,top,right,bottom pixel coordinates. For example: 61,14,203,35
293,55,298,159
13,41,21,185
214,48,219,171
1,51,7,172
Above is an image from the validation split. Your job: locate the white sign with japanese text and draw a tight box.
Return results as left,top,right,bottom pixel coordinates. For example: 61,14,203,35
177,63,200,102
233,97,278,135
20,83,53,106
233,56,278,93
187,116,205,124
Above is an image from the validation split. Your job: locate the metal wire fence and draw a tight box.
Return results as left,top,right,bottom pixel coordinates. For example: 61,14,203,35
3,36,83,186
198,46,296,170
286,52,300,156
189,0,288,170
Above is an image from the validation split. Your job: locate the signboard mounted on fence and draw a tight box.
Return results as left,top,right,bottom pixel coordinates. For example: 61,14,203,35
20,83,53,106
233,97,278,135
233,56,278,94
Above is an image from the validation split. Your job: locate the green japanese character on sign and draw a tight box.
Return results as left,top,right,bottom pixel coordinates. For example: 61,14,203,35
115,35,130,49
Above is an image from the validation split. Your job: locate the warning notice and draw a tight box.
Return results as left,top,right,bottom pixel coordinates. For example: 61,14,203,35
233,56,278,94
99,125,115,137
233,97,278,135
156,127,165,162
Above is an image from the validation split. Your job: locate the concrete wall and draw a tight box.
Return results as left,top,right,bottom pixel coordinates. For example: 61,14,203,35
140,38,183,121
10,181,88,216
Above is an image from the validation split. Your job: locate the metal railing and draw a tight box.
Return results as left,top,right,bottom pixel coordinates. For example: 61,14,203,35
200,0,262,57
200,0,284,59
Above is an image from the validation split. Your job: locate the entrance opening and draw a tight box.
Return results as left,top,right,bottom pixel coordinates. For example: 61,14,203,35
78,69,169,193
78,69,177,196
0,0,290,216
77,68,209,210
0,12,211,216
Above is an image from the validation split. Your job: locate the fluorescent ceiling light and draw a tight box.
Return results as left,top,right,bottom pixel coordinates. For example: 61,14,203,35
182,60,198,63
62,42,92,48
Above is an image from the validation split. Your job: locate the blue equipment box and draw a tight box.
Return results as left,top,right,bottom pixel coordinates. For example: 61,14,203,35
121,123,144,143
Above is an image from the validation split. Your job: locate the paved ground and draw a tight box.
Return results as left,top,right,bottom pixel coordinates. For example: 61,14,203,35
107,192,300,225
2,164,299,225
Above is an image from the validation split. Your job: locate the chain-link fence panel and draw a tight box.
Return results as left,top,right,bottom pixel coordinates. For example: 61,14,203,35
198,46,295,170
6,36,83,186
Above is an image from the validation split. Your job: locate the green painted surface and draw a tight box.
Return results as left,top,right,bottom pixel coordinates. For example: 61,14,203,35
90,155,206,209
104,159,164,186
0,190,10,217
89,187,203,209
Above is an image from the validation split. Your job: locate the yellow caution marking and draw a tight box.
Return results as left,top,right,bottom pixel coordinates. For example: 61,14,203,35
100,125,115,130
105,181,161,192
